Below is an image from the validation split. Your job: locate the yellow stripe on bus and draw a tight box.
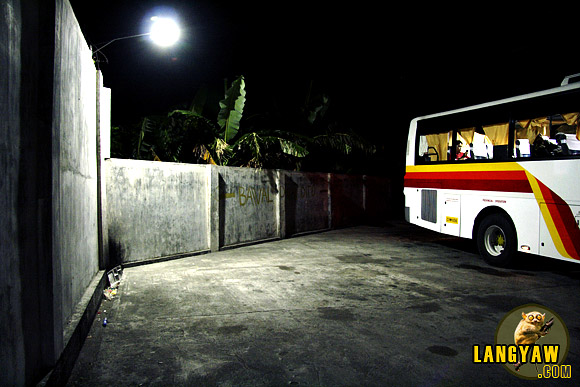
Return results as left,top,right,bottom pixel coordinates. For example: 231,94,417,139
406,163,525,173
524,171,572,259
406,163,574,260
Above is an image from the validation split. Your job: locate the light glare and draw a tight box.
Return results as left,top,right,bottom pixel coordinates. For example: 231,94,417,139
150,17,180,47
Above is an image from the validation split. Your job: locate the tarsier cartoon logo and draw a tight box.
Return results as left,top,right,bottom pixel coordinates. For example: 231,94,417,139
513,311,554,371
474,304,571,380
496,304,570,379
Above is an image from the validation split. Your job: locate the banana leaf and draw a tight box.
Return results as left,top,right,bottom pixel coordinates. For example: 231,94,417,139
218,76,246,143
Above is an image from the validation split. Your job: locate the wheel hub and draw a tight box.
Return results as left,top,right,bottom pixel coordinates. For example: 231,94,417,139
484,225,506,256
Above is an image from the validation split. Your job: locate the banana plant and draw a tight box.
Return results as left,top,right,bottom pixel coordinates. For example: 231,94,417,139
121,75,354,170
232,131,309,169
218,76,246,143
211,75,309,168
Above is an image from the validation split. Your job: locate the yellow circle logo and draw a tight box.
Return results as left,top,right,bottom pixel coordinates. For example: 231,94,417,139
494,304,570,379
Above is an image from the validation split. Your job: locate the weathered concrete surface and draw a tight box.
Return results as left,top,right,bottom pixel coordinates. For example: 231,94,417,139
285,171,330,236
106,160,210,264
364,175,393,225
1,0,107,384
0,0,25,383
331,174,364,228
68,222,580,386
53,0,100,336
105,161,392,265
218,166,281,247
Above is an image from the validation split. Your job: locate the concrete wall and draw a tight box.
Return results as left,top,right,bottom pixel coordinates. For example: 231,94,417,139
53,0,100,342
331,174,365,228
0,0,26,384
218,166,281,247
284,171,330,235
106,159,210,264
0,0,108,384
364,175,392,225
1,0,391,383
106,161,391,264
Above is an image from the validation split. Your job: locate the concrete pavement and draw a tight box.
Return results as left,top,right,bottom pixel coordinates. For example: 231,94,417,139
67,222,580,386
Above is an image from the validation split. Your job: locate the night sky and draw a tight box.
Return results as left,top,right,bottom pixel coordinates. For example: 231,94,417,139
70,0,578,160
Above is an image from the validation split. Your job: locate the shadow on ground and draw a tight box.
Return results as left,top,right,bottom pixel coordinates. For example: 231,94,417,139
67,222,580,386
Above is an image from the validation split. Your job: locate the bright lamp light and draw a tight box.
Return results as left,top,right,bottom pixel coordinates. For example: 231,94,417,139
150,16,180,47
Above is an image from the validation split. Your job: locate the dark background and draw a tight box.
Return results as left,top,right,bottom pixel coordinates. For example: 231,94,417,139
70,0,578,174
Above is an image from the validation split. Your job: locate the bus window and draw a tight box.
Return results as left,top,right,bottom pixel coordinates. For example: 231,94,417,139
471,131,493,159
551,113,580,155
418,132,450,163
417,125,496,163
455,129,473,160
516,112,580,158
483,122,510,160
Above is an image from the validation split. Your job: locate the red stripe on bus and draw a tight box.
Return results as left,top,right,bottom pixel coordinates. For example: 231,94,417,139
405,168,579,260
536,179,580,260
404,170,532,193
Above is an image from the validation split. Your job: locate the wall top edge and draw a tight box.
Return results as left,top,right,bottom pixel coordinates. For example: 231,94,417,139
106,158,210,170
105,158,389,179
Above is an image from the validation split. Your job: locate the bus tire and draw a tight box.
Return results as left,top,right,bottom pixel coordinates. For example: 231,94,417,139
476,213,517,267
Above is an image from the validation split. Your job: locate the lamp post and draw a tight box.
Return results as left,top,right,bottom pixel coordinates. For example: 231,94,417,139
92,16,180,61
93,15,180,268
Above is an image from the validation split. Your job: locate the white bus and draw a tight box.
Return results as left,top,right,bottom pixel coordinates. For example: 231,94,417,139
404,76,580,266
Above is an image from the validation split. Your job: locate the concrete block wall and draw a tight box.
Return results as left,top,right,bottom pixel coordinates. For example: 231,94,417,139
0,0,109,384
53,0,100,340
1,0,26,384
106,160,391,265
1,0,391,383
106,159,211,264
284,171,331,235
364,175,392,225
217,166,281,247
331,174,365,228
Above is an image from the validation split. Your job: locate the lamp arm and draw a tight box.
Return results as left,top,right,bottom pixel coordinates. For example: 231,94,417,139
92,32,151,55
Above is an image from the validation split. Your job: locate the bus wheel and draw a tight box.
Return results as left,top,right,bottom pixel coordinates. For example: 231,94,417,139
476,214,516,267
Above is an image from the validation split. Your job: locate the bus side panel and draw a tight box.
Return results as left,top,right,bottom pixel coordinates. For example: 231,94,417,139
522,160,580,204
460,193,541,255
440,192,460,236
520,160,580,261
404,187,441,233
539,203,580,261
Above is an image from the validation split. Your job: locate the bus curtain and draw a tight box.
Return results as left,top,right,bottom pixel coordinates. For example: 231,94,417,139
518,117,549,144
458,128,475,145
425,128,478,161
451,130,473,155
425,132,449,161
483,123,510,145
563,113,580,140
518,113,579,143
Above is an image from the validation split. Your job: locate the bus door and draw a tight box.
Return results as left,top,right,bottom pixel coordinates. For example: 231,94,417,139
441,193,460,236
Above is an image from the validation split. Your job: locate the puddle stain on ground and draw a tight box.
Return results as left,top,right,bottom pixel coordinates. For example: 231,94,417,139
318,307,356,321
217,325,248,335
334,254,390,265
427,345,458,356
408,303,441,314
455,264,516,277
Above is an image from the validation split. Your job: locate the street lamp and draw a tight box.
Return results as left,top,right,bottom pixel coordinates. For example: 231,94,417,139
92,16,180,60
149,16,180,47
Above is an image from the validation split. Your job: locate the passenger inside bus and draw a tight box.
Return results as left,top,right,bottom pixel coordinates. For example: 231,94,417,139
455,143,470,160
516,112,580,157
471,131,493,159
417,112,579,163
